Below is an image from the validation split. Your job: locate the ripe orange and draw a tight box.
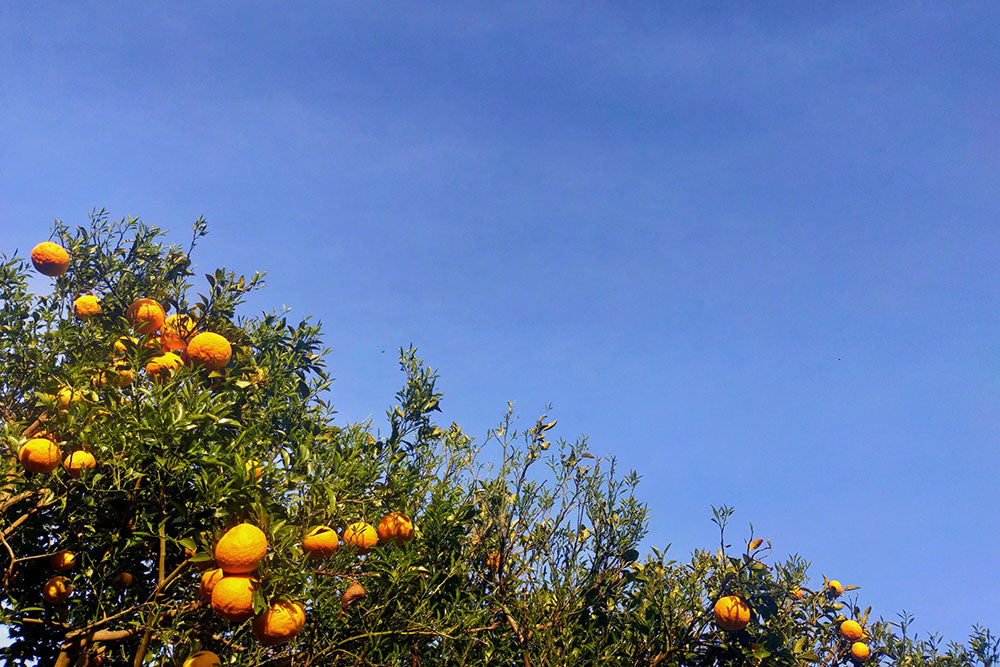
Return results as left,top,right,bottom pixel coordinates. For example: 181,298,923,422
31,241,70,276
183,650,222,667
827,580,844,596
841,620,864,640
485,552,501,572
50,550,76,572
19,438,61,473
42,575,73,603
94,364,133,388
343,521,378,554
713,595,751,631
341,580,366,612
112,572,133,590
377,511,414,547
64,450,96,478
161,313,198,352
200,568,225,602
211,574,256,621
790,586,803,600
214,523,267,574
126,298,165,335
187,332,232,371
850,642,871,661
145,352,183,381
252,600,306,646
302,525,339,558
73,294,102,321
56,386,83,411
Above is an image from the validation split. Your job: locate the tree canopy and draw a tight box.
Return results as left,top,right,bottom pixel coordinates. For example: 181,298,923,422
1,212,996,666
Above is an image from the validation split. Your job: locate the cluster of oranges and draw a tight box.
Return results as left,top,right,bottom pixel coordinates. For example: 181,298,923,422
711,579,871,662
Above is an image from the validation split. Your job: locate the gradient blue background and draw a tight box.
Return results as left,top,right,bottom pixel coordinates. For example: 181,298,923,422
2,2,998,642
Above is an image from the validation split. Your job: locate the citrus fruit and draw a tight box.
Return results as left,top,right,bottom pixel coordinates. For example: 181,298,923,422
211,574,256,621
50,550,76,572
245,459,262,482
126,298,165,335
73,294,102,321
827,580,844,596
252,600,306,646
342,521,378,554
790,586,803,600
341,580,366,612
64,450,96,478
19,438,61,473
841,619,864,640
187,332,232,371
200,568,225,602
161,313,197,351
713,595,751,631
145,352,183,381
214,523,267,574
182,650,221,667
42,576,73,603
851,642,871,661
31,241,70,276
302,525,339,558
112,572,133,590
377,511,414,547
485,552,501,572
56,387,83,411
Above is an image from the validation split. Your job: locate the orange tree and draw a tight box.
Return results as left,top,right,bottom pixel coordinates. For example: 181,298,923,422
0,211,996,666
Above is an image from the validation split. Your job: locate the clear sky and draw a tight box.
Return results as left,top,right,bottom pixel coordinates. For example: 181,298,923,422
2,2,998,641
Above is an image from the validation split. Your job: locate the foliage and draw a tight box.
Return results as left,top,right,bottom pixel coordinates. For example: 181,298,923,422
0,211,995,666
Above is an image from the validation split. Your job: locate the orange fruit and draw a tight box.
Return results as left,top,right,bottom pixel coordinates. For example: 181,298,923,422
211,574,256,621
94,364,133,388
342,521,378,554
161,313,198,352
31,241,70,276
850,642,871,662
252,599,306,646
214,523,267,574
841,619,864,640
827,580,844,596
377,511,414,547
341,580,366,612
56,386,83,411
50,550,76,572
187,332,232,371
302,525,339,558
200,568,225,602
42,575,73,603
126,298,165,335
64,450,97,478
245,459,262,482
713,595,751,631
790,586,803,600
73,294,102,321
19,438,61,473
145,352,183,381
182,650,222,667
112,572,133,590
485,552,501,572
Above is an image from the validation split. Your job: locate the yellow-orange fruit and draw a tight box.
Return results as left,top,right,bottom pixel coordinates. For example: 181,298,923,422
161,313,197,352
187,332,232,371
827,580,844,596
42,575,73,603
713,595,751,631
73,294,102,321
126,298,165,335
252,599,306,646
145,352,183,381
841,620,864,640
56,387,83,411
19,438,61,473
211,574,256,621
342,521,378,554
851,642,871,661
182,650,222,667
31,241,70,276
64,450,96,478
485,551,501,571
214,523,267,574
302,525,339,558
94,365,133,388
112,572,133,590
790,586,803,600
341,580,366,612
200,568,225,602
50,550,76,572
245,459,262,482
377,512,414,547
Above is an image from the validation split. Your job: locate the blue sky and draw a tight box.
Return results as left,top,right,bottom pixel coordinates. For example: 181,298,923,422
2,2,998,640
